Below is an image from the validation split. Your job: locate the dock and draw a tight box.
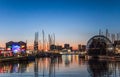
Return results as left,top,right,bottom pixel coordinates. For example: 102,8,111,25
0,52,62,62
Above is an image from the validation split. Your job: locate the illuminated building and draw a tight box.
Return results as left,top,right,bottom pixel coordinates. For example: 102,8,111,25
6,41,27,53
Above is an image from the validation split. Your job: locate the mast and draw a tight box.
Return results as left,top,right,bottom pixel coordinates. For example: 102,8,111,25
42,30,45,51
48,34,52,50
34,32,39,51
53,33,55,45
106,29,108,38
99,29,101,35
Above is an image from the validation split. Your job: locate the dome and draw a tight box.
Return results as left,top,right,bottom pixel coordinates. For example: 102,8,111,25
87,35,114,56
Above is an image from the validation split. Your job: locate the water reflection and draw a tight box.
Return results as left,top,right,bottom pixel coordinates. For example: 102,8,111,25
0,55,120,77
0,61,29,73
87,59,120,77
87,59,109,77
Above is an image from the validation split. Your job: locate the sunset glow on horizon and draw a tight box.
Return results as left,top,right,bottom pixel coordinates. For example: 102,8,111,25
0,0,120,49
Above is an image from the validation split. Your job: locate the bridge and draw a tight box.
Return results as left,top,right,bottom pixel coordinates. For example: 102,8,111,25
87,35,114,56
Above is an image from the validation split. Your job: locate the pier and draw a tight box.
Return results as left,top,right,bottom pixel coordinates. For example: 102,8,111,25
0,51,62,62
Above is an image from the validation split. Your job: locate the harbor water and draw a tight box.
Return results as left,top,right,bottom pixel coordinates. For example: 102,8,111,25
0,55,120,77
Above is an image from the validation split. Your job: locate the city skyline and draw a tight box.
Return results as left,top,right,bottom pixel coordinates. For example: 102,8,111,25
0,0,120,49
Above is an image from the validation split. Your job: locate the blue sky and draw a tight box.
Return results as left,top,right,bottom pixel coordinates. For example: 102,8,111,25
0,0,120,48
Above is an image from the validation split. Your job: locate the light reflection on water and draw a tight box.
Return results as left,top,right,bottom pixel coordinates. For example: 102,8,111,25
0,55,120,77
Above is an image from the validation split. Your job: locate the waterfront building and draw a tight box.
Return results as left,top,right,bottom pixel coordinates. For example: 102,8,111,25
50,44,63,51
64,44,70,49
81,45,86,51
6,41,27,53
78,44,86,52
87,35,114,56
78,44,82,51
50,44,56,51
70,47,73,51
114,40,120,54
56,45,62,51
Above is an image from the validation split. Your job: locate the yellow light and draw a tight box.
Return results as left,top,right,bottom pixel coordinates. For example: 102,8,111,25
21,45,25,48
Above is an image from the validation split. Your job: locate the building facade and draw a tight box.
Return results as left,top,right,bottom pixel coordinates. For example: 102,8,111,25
6,41,27,53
